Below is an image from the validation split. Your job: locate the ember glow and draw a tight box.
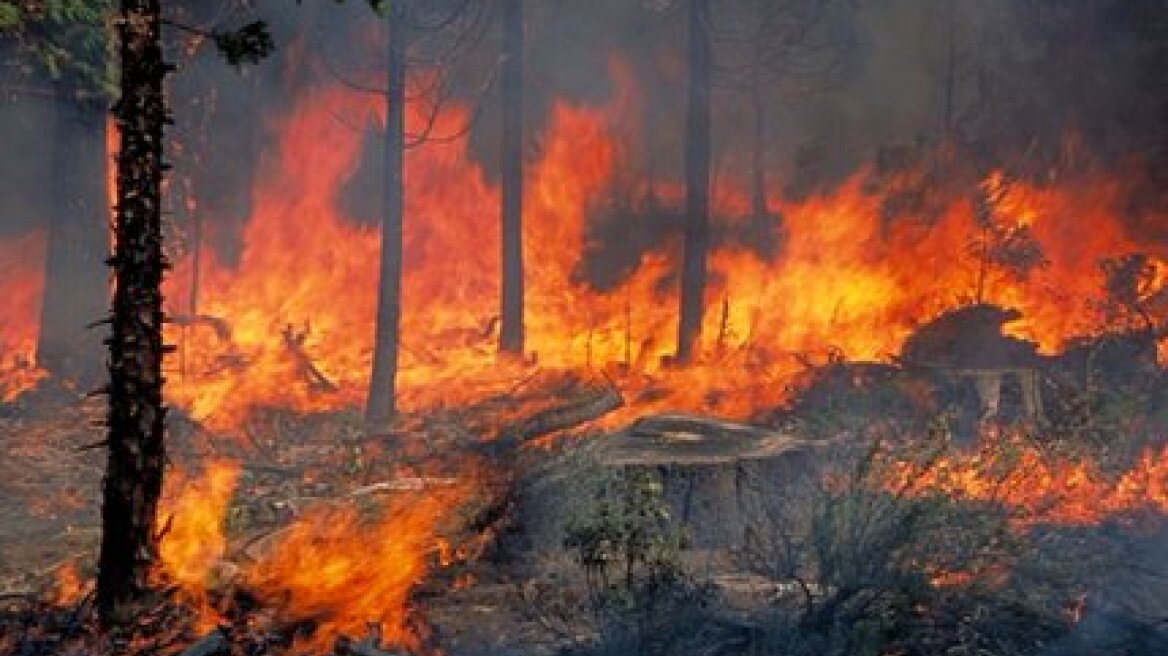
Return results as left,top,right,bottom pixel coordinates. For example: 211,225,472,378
50,563,88,607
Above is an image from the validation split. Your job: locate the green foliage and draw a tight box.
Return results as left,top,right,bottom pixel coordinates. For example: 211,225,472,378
564,469,684,600
0,0,115,99
563,468,716,656
0,3,20,30
43,0,103,24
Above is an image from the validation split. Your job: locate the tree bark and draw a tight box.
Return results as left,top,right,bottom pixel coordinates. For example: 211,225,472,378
97,0,169,624
499,0,524,356
366,5,407,424
676,0,711,364
37,88,109,390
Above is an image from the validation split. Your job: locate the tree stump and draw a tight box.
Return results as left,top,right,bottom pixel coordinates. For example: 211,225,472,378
518,414,826,553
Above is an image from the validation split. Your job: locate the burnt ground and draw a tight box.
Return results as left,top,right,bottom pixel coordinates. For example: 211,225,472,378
0,400,104,595
1,375,1167,656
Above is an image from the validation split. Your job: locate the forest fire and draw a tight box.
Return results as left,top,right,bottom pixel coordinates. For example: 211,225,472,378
151,67,1168,430
2,1,1168,655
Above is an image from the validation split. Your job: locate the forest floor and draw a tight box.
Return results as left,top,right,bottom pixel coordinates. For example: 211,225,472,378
1,366,1167,656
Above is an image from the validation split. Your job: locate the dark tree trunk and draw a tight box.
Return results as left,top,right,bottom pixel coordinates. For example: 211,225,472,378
97,0,169,625
366,5,407,424
749,86,768,220
676,0,711,364
37,89,109,390
499,0,524,356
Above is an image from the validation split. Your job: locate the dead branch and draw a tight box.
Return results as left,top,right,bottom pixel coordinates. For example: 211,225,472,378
280,324,338,394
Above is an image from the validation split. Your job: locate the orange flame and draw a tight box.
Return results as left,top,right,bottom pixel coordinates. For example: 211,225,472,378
157,459,241,628
894,442,1168,527
50,562,88,607
149,60,1166,430
153,456,472,649
242,482,472,652
0,232,46,401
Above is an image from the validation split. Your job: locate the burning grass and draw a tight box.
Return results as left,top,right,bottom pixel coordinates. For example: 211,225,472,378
891,436,1168,527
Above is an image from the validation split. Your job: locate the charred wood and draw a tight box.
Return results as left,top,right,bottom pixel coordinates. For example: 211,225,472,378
97,0,170,625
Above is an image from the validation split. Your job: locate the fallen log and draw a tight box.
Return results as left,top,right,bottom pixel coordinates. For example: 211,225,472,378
493,381,623,448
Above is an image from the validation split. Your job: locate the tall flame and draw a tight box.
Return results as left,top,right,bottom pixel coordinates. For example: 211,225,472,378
157,62,1167,429
0,232,46,401
157,459,241,628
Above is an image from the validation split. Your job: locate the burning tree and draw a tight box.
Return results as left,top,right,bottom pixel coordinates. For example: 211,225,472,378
675,0,711,365
499,0,524,357
967,172,1047,305
96,0,169,623
97,1,272,623
0,2,112,391
321,0,499,423
366,0,407,425
675,0,856,363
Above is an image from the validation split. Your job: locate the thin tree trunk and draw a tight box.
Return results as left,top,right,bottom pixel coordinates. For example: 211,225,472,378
98,0,169,624
676,0,711,364
499,0,524,356
366,5,407,424
940,0,957,147
749,85,768,220
37,88,108,390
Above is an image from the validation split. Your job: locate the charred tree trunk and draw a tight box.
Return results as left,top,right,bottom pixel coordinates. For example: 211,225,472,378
676,0,711,364
499,0,525,356
37,88,108,390
366,5,407,424
97,0,169,624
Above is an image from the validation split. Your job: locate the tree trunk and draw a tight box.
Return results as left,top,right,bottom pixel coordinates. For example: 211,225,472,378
499,0,524,356
37,89,108,390
676,0,711,364
366,5,407,424
749,85,768,220
97,0,169,624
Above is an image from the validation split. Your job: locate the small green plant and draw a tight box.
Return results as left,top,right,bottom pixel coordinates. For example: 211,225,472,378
563,468,714,656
